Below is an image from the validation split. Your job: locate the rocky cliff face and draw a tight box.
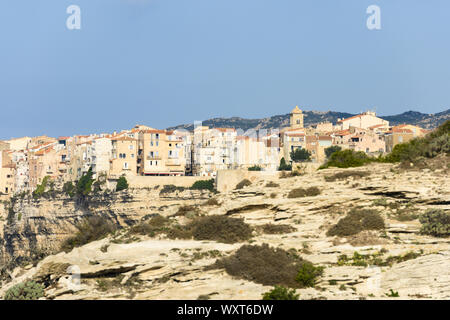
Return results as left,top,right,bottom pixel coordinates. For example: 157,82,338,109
0,188,211,268
0,161,449,300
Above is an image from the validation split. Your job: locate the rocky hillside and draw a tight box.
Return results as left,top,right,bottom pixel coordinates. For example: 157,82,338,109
1,158,449,300
168,109,450,131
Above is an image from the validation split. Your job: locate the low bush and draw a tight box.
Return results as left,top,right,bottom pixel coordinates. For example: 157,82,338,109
262,286,299,300
167,215,253,244
320,150,372,169
287,187,321,198
61,216,118,252
265,181,280,188
190,216,253,243
248,165,262,171
128,215,170,236
260,224,296,234
159,184,186,195
210,243,321,288
235,179,252,190
203,198,220,206
4,280,44,300
190,179,215,192
295,262,324,287
324,171,370,182
174,205,201,218
327,208,385,237
419,209,450,237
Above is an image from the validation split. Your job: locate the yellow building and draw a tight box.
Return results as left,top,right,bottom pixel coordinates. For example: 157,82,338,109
137,129,185,176
110,137,138,178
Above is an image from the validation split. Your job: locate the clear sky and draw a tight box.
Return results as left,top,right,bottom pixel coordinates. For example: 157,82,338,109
0,0,449,139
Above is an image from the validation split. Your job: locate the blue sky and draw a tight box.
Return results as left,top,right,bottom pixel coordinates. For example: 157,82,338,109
0,0,449,139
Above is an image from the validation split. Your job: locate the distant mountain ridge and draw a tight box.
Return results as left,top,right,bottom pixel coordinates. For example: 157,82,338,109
167,109,450,132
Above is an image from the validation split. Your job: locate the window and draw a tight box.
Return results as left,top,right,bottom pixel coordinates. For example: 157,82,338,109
123,162,128,169
150,141,153,146
131,154,134,158
129,145,133,150
398,136,403,143
156,141,159,146
296,120,300,124
155,161,158,166
149,161,152,166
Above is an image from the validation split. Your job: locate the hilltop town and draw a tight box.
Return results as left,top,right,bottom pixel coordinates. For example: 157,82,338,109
0,107,434,196
0,107,449,300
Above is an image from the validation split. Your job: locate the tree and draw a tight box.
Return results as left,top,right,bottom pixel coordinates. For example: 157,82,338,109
278,157,291,171
76,167,94,196
290,148,311,163
325,145,342,158
116,176,129,191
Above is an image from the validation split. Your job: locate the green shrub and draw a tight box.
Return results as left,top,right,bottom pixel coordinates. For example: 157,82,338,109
419,209,450,237
4,280,44,300
287,187,321,198
386,289,399,297
321,150,372,169
33,176,50,199
76,168,95,196
290,148,311,163
295,262,324,288
235,179,252,190
248,165,262,171
325,145,342,158
383,120,450,163
63,181,75,197
116,176,129,191
262,286,299,300
191,179,215,192
327,208,385,237
278,157,292,171
61,216,118,252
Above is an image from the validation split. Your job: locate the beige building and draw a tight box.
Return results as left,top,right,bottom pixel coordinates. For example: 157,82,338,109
337,111,389,130
110,137,138,178
137,129,186,176
384,127,414,153
0,150,16,195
